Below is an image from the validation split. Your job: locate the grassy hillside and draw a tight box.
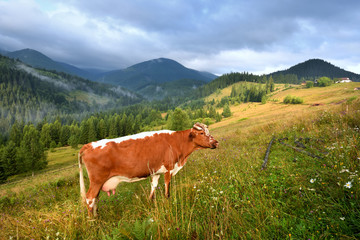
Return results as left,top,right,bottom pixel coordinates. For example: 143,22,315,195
0,83,359,239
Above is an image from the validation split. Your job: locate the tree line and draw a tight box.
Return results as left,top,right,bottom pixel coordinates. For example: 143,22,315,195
0,102,226,182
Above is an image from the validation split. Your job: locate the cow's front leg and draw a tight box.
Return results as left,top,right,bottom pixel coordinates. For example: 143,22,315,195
149,175,160,199
164,171,171,198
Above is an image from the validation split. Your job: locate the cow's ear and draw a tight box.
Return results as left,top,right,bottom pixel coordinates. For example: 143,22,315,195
189,131,196,140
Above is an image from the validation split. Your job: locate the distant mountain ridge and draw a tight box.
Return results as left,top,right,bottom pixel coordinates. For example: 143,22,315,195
2,48,217,99
3,48,95,80
94,58,216,99
270,59,360,81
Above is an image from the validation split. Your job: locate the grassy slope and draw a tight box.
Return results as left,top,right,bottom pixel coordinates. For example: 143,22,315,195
0,82,360,239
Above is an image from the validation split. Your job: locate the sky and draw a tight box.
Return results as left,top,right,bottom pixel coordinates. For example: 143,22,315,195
0,0,360,75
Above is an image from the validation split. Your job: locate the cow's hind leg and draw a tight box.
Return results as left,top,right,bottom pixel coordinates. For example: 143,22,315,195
149,175,160,199
85,182,102,217
164,172,171,198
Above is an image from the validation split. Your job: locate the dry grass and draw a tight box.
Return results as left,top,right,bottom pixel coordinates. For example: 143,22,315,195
209,82,360,136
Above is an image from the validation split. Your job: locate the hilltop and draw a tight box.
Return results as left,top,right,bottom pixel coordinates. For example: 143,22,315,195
94,58,216,99
270,59,360,81
3,48,94,80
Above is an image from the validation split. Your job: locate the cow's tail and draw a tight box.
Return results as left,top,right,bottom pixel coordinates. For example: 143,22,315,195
78,152,86,203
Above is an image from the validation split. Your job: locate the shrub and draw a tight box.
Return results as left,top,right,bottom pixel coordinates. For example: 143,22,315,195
306,81,314,88
317,77,332,87
222,104,232,118
283,95,304,104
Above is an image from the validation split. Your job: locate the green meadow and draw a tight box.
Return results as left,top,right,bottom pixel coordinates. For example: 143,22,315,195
0,83,359,239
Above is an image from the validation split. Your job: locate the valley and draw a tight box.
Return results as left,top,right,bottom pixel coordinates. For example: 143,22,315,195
0,82,359,239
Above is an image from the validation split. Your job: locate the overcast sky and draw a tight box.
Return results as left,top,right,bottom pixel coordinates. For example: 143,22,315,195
1,0,360,75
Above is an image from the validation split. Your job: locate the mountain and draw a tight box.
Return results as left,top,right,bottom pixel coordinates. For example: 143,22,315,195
3,49,218,99
94,58,217,99
0,54,141,132
270,59,360,81
3,48,101,80
0,49,9,55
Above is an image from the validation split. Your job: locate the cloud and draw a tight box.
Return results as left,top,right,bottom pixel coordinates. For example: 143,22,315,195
0,0,360,74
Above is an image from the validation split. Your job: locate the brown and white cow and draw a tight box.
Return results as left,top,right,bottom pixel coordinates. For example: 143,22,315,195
78,123,218,216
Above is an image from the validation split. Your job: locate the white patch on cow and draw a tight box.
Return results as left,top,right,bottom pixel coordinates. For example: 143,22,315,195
102,176,146,192
170,163,184,176
91,130,175,149
86,198,96,208
155,165,168,175
151,175,160,190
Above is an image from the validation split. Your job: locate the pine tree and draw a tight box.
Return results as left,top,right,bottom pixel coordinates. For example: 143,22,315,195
68,135,79,149
97,119,107,139
40,123,52,148
269,76,275,92
79,120,89,144
208,106,217,119
222,104,232,118
167,108,191,131
17,125,47,175
87,118,97,142
215,112,222,122
59,125,71,146
0,146,7,182
9,121,23,147
133,114,142,133
2,141,18,176
230,85,237,98
50,119,61,144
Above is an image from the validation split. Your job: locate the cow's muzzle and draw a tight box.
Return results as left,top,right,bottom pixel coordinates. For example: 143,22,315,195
210,139,219,149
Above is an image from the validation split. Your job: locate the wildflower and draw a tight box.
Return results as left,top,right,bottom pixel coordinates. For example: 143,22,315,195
344,181,352,189
310,179,316,183
340,217,345,221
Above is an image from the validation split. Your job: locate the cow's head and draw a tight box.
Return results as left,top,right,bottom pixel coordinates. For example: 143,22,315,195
190,123,219,149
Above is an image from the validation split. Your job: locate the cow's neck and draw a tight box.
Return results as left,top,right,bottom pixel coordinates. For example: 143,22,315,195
172,130,197,165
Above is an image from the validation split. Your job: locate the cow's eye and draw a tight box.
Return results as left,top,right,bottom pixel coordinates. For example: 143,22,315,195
200,132,204,135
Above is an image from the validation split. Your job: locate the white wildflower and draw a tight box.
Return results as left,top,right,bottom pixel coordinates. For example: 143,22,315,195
340,217,345,221
310,179,316,183
344,181,353,189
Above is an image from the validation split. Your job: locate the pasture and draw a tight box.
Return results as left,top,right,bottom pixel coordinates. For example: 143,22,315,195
0,83,359,239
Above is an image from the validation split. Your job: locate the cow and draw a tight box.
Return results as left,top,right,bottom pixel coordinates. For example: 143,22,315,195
78,122,219,216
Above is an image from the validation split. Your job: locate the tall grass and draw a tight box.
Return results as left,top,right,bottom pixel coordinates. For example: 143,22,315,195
0,99,359,239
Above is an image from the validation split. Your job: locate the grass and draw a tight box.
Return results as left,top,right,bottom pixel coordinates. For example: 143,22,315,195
0,83,359,239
